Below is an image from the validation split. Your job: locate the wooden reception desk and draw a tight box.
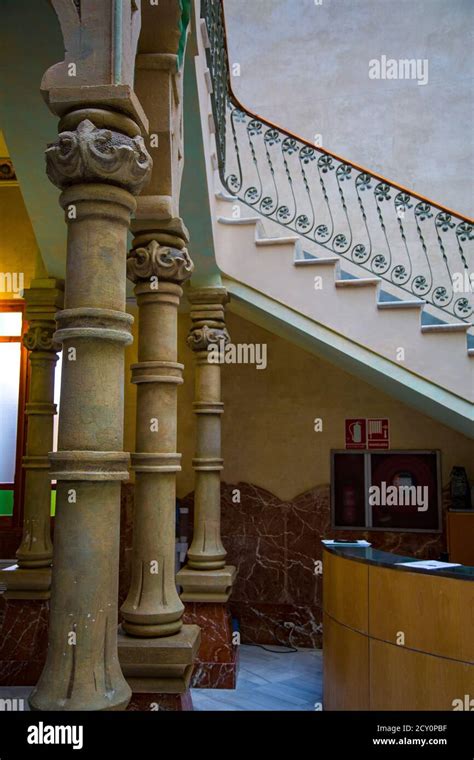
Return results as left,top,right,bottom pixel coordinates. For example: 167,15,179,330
323,545,474,710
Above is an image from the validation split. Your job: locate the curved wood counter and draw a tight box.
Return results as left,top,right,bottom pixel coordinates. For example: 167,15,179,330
322,545,474,710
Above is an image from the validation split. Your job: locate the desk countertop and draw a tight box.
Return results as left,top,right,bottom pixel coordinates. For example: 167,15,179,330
322,543,474,581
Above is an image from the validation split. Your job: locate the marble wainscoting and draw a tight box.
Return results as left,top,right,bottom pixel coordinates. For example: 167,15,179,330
183,603,239,689
220,482,447,649
119,482,447,652
0,598,49,685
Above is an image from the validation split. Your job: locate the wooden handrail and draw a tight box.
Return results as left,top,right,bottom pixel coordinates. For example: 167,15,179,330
218,0,473,225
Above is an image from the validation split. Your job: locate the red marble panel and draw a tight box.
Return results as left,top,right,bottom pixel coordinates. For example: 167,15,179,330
0,598,49,686
183,603,239,689
120,481,447,651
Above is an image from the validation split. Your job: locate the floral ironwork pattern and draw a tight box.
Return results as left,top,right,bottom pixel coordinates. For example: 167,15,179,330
201,0,474,321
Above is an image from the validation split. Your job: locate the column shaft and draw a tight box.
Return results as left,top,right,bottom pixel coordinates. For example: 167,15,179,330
121,237,193,637
177,288,236,602
16,280,63,571
29,118,151,711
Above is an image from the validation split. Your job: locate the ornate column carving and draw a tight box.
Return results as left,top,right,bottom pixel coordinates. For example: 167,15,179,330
29,117,152,712
121,238,193,637
177,288,236,602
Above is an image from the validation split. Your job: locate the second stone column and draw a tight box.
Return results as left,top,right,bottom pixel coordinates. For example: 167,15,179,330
118,227,201,710
177,287,238,690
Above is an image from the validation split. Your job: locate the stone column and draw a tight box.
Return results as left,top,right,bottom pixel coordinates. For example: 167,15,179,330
121,234,193,637
0,279,63,688
118,227,201,710
4,279,64,596
29,116,152,712
177,288,236,602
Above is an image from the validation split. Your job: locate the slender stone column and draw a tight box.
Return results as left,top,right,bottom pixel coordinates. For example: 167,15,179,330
18,280,63,568
29,117,152,711
2,280,63,597
177,288,236,603
121,233,193,637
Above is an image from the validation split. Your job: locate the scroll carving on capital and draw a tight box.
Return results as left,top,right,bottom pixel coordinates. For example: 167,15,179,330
45,119,152,194
23,324,60,353
127,240,194,283
187,325,230,352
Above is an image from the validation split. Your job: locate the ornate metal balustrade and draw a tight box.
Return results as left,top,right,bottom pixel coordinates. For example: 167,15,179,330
201,0,474,321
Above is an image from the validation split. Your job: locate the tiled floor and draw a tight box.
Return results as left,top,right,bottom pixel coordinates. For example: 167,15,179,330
191,645,323,711
0,645,323,712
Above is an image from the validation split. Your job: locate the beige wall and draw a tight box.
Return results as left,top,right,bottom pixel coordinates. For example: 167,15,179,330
0,186,45,298
167,310,472,502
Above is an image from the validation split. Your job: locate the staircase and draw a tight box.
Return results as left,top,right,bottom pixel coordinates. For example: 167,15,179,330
191,0,474,432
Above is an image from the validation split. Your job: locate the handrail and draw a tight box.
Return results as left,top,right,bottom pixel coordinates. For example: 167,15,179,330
201,0,473,320
218,1,472,224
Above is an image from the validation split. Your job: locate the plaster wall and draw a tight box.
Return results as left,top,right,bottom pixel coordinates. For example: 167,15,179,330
121,310,474,502
223,0,473,218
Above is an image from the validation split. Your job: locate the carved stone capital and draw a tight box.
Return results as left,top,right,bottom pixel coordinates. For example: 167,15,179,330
45,119,152,194
127,239,194,284
187,325,230,352
23,324,60,353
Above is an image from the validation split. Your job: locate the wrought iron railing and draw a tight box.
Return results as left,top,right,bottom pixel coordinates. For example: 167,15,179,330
201,0,474,321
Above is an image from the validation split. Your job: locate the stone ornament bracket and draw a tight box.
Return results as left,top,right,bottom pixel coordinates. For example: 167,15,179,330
187,324,230,352
45,119,152,194
127,240,194,283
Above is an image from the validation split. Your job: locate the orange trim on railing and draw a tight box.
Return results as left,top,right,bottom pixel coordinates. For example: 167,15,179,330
218,0,473,225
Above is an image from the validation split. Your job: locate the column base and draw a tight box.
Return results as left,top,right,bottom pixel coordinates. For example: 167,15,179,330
1,565,51,600
183,602,239,689
0,592,49,686
117,623,201,698
176,565,236,603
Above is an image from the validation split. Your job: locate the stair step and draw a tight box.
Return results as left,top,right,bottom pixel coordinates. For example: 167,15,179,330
294,256,339,266
218,215,259,226
335,277,381,288
421,323,470,333
215,190,236,202
377,299,425,310
256,235,300,246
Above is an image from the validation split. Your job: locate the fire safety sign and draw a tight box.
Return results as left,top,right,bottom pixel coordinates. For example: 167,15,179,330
345,418,390,449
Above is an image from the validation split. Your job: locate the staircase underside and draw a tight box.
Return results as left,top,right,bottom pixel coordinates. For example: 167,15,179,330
224,276,474,439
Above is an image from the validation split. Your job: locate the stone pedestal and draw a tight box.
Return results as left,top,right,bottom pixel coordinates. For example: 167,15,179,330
118,624,200,711
178,566,236,603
